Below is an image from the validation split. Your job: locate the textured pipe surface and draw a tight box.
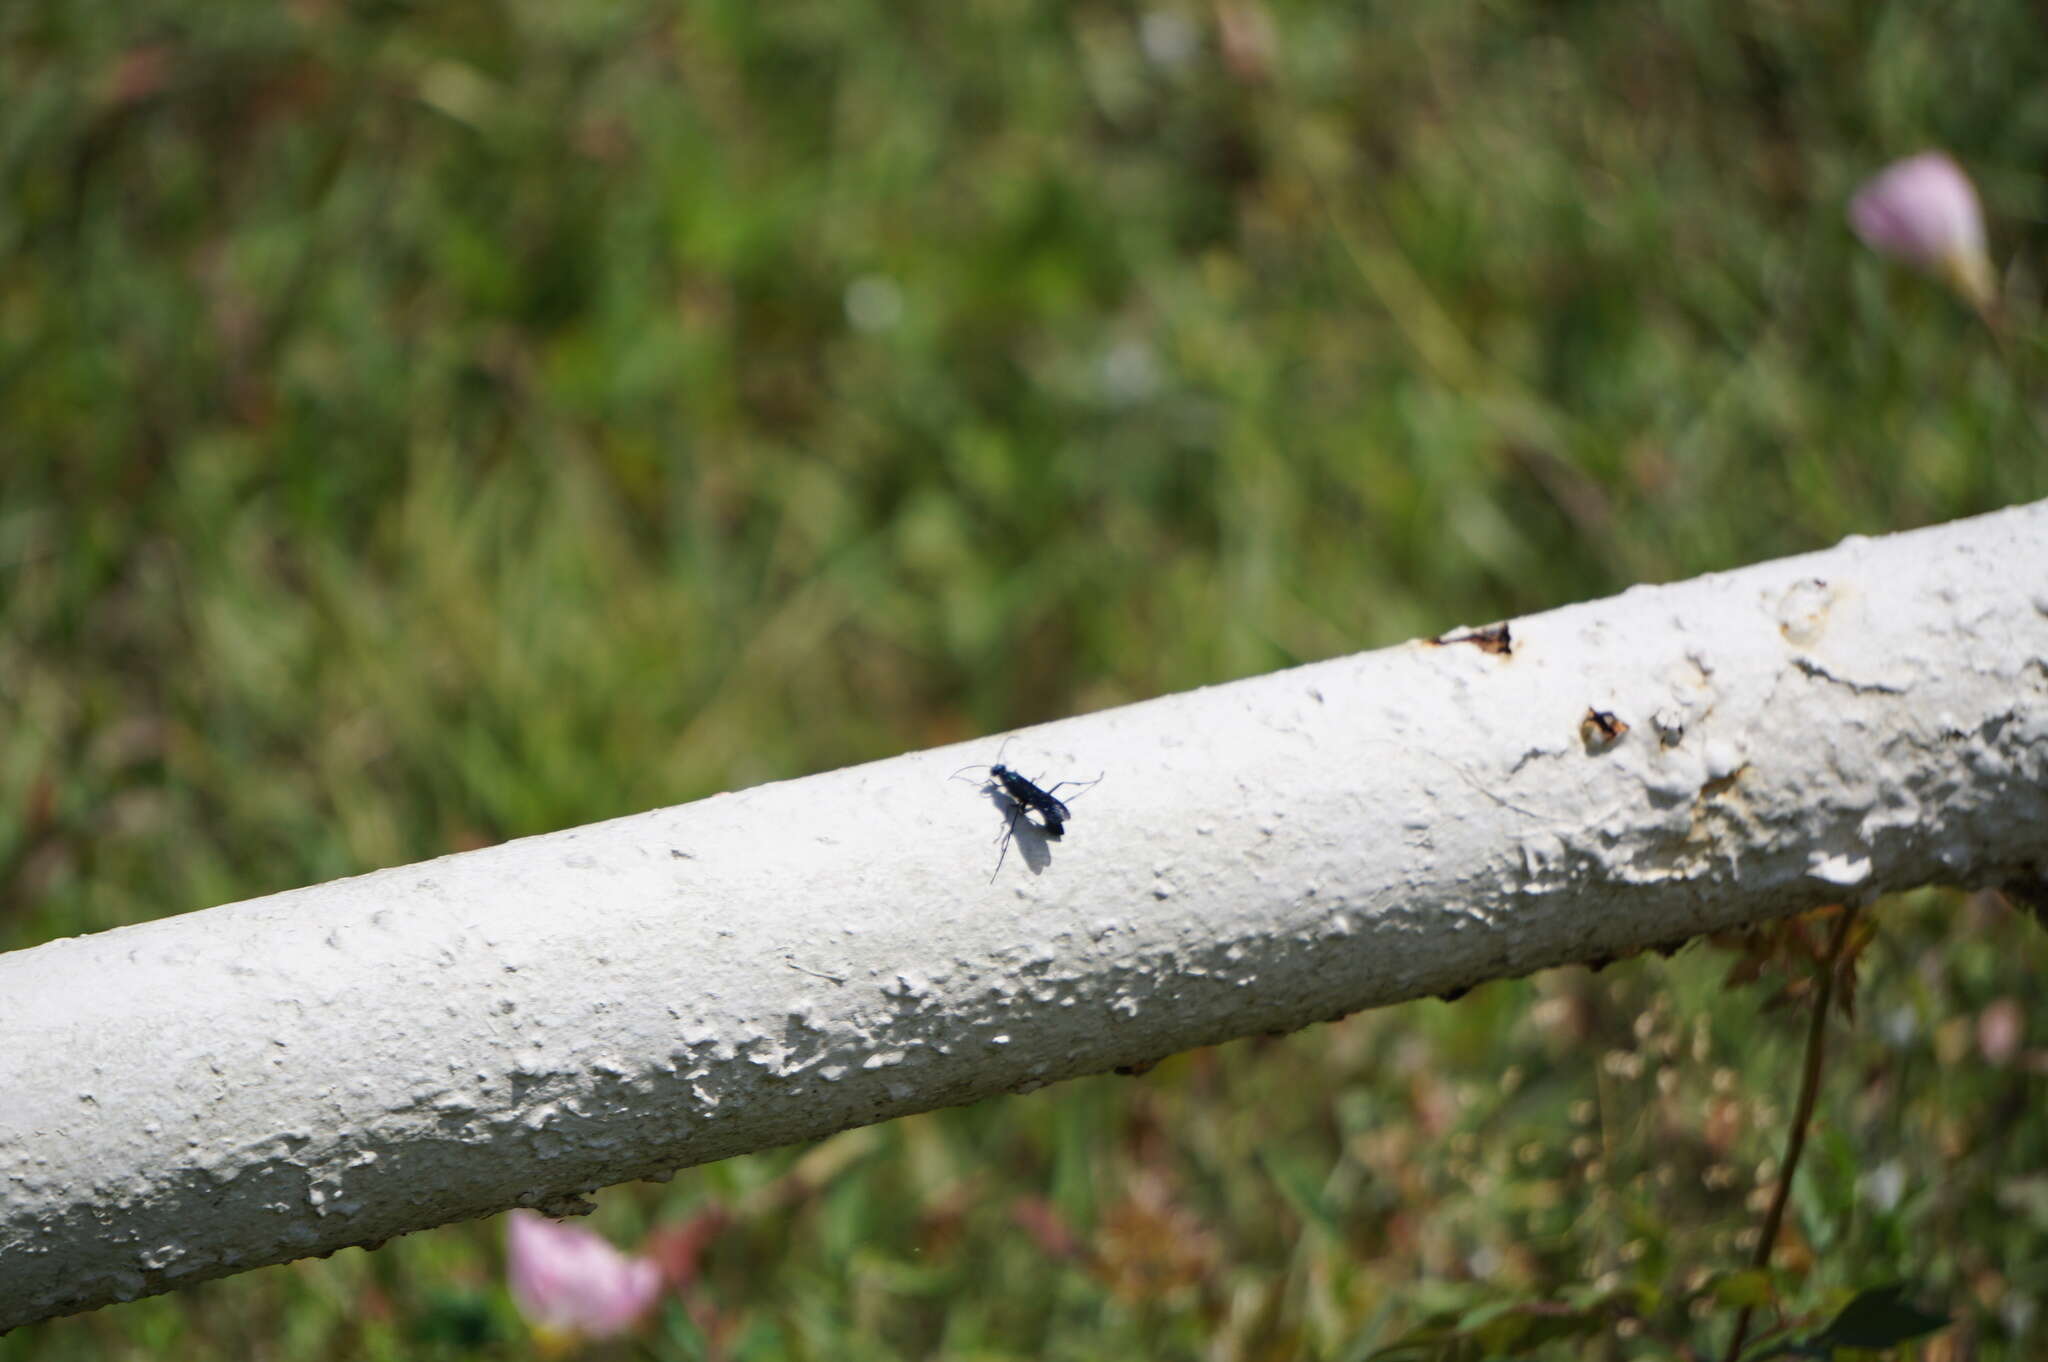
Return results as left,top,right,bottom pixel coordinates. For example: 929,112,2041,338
4,500,2047,1328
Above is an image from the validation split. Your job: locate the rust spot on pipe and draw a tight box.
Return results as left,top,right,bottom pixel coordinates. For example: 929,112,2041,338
1580,708,1629,751
1700,765,1748,800
1429,622,1514,656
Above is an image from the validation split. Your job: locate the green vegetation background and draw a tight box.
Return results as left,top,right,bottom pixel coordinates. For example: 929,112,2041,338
5,1,2047,1357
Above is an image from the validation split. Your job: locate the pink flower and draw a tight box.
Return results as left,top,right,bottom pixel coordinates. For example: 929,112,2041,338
1978,997,2024,1068
1848,152,1995,310
506,1210,664,1345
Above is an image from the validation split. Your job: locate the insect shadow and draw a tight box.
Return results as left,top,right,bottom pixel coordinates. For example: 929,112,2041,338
951,739,1103,882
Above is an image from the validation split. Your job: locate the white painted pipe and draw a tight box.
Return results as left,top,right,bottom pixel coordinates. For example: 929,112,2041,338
5,500,2046,1329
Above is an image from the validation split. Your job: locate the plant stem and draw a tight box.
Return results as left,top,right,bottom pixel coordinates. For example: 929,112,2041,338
1722,906,1860,1362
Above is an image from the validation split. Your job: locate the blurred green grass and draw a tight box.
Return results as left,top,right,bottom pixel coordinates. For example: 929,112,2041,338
4,0,2047,1357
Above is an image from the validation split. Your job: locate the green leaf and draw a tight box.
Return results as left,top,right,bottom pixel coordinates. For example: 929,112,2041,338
1473,1303,1608,1352
1361,1322,1462,1361
1256,1148,1345,1238
1805,1283,1947,1350
1710,1268,1777,1309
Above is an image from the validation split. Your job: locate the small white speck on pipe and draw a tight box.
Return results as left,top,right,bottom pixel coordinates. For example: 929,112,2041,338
4,499,2047,1329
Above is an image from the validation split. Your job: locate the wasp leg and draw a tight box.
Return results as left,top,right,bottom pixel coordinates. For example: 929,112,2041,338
990,805,1025,883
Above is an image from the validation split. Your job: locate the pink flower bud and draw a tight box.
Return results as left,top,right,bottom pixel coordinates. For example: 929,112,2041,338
1848,152,1994,310
1978,997,2024,1068
506,1210,664,1344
